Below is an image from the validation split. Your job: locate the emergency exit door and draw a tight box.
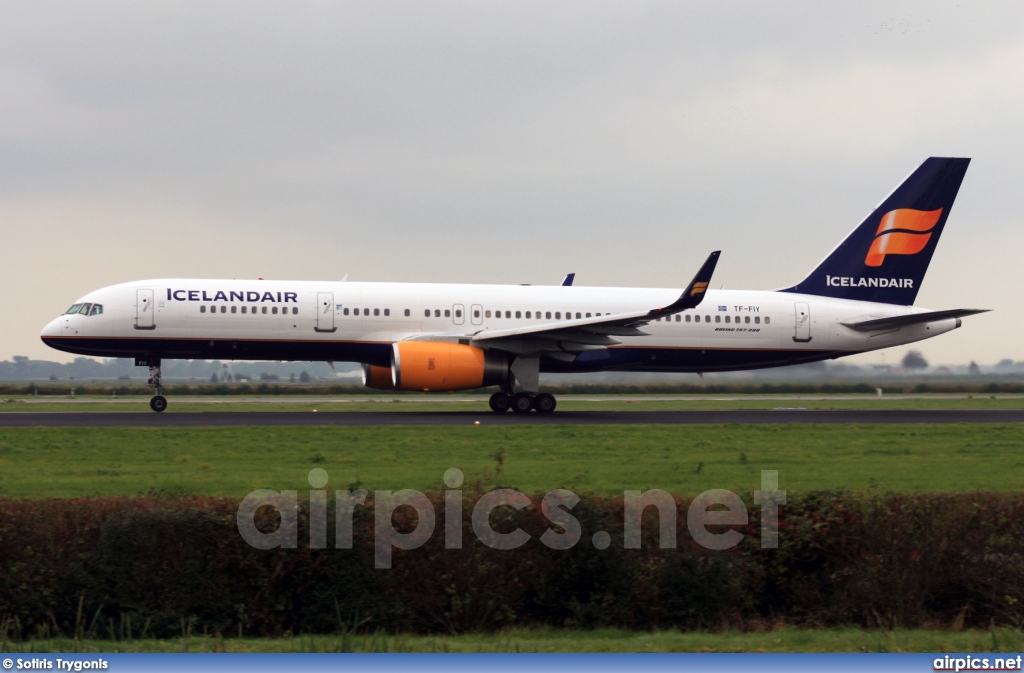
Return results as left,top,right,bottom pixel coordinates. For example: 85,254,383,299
316,292,337,333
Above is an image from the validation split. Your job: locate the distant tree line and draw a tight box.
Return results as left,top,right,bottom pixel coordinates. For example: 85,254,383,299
0,356,355,382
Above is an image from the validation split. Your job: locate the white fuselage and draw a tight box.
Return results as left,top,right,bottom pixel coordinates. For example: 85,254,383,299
41,278,959,374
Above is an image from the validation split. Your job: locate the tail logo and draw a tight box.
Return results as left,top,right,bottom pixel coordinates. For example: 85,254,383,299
690,282,708,297
864,208,943,267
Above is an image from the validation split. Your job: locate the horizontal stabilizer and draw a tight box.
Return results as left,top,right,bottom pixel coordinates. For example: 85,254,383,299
842,308,989,332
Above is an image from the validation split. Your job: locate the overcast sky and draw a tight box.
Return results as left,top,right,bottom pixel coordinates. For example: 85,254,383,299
3,1,1022,367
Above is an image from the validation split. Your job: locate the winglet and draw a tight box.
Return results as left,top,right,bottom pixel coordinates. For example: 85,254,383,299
561,273,575,287
651,250,721,316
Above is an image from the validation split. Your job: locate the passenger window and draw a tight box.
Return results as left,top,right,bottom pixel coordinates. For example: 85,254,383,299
444,309,451,318
684,314,690,322
586,313,591,318
485,310,491,318
745,316,750,324
231,306,237,314
435,309,441,317
503,311,510,318
293,307,298,315
241,306,247,314
384,308,390,316
262,307,268,315
705,315,711,323
425,309,430,317
220,306,226,314
546,312,551,319
515,311,521,319
473,309,480,318
555,312,561,319
271,307,277,315
374,308,380,316
675,315,680,322
343,308,349,315
455,309,462,318
200,306,206,314
765,316,771,325
575,312,581,319
725,316,730,323
715,315,720,323
754,316,760,324
405,309,410,317
525,311,531,319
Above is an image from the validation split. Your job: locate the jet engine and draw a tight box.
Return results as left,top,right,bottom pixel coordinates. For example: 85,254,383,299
371,341,507,392
361,363,396,391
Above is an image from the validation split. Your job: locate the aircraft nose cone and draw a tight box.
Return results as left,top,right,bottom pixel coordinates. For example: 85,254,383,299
40,317,62,339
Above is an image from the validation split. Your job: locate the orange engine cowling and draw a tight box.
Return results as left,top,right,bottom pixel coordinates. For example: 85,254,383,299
362,364,396,391
392,341,507,392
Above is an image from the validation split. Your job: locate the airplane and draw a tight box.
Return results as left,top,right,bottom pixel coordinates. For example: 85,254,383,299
41,157,987,413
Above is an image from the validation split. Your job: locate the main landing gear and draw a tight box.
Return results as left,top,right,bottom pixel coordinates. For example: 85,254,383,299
488,391,557,414
488,357,556,414
147,362,167,412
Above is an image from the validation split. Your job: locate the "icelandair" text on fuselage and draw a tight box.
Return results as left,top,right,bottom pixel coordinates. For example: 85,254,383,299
825,276,913,288
166,289,299,303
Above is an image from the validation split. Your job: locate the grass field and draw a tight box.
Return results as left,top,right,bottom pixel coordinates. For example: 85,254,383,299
3,393,1024,413
7,627,1024,653
1,423,1022,498
4,401,1022,653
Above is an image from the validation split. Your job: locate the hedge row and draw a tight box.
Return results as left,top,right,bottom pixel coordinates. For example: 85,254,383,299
1,491,1023,638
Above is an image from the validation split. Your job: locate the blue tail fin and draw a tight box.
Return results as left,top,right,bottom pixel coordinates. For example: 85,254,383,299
780,157,970,305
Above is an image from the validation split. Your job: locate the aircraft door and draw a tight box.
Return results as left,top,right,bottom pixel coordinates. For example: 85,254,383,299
793,302,812,343
453,304,465,325
316,292,337,333
135,289,156,330
471,304,483,326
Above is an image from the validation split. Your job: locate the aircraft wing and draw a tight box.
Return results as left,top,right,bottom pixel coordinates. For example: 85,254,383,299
462,251,721,359
841,308,989,332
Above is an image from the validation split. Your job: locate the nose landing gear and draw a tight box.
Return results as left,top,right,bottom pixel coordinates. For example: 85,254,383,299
145,359,167,412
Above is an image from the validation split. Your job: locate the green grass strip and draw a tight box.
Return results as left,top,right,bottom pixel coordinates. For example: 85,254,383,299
1,424,1022,498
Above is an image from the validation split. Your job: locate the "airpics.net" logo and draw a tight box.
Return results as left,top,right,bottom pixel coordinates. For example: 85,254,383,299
864,208,943,267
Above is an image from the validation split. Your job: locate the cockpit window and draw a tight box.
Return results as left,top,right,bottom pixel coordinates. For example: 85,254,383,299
77,303,92,315
89,304,103,316
65,304,83,315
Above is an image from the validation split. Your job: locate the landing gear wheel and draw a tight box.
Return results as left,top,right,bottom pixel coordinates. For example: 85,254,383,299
511,392,534,413
489,392,511,413
150,395,168,413
534,393,557,414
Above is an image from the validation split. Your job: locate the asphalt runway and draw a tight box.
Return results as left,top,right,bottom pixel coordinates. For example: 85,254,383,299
1,409,1023,427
